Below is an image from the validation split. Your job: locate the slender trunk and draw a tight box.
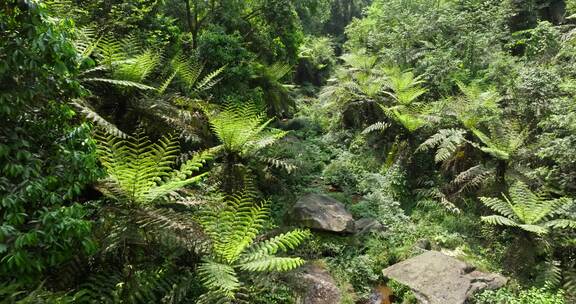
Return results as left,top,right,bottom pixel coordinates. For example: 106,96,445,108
495,159,508,194
192,0,198,49
184,0,193,33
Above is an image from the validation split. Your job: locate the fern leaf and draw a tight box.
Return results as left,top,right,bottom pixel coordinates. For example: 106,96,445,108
72,100,127,138
517,224,549,235
479,196,517,220
362,122,390,134
544,219,576,229
481,215,519,227
239,256,306,272
242,229,311,262
418,128,467,163
198,261,240,298
83,77,156,90
195,65,226,92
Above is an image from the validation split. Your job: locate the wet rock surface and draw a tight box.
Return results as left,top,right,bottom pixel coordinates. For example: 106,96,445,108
382,251,507,304
289,193,355,233
298,264,342,304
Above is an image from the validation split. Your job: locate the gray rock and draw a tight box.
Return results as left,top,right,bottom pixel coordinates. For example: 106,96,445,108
355,218,385,234
298,264,341,304
414,238,432,250
289,193,355,233
382,251,507,304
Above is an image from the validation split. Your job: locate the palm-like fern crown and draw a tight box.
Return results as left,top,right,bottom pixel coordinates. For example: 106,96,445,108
159,52,225,96
341,52,379,72
453,81,501,130
197,190,311,301
95,129,212,205
207,102,288,157
480,182,576,235
383,67,427,105
470,121,527,160
363,67,428,133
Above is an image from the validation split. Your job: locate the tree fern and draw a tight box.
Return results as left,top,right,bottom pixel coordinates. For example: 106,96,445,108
207,102,287,157
197,190,310,301
417,128,468,163
479,181,576,235
251,62,295,116
453,81,501,130
373,67,429,132
168,52,225,95
470,122,528,161
94,128,211,205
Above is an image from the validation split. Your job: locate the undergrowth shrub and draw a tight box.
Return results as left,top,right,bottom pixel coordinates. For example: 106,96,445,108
473,286,566,304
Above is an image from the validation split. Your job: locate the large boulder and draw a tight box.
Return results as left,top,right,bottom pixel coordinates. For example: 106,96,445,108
382,251,507,304
289,193,355,233
298,264,341,304
355,218,386,235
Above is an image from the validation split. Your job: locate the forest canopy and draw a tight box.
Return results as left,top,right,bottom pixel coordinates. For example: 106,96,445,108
1,0,576,303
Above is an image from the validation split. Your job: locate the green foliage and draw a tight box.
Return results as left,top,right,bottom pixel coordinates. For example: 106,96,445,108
479,182,576,235
206,101,293,192
418,128,467,163
94,129,211,205
473,286,566,304
512,21,561,62
346,0,510,93
251,62,296,117
0,1,100,284
197,190,310,302
208,102,287,158
296,35,336,86
376,67,429,132
478,183,576,292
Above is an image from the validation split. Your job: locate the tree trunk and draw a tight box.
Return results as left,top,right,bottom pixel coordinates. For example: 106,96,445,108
184,0,193,33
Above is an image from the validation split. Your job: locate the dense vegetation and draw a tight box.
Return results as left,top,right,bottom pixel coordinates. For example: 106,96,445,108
1,0,576,303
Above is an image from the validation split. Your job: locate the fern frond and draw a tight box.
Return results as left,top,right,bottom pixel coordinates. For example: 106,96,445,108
481,215,519,227
564,265,576,295
198,261,240,298
172,52,203,90
136,207,208,253
418,128,467,163
97,36,126,67
517,224,549,235
452,164,492,193
71,100,127,138
415,186,461,214
257,156,298,173
540,259,563,288
207,102,285,157
242,229,311,262
239,256,306,272
362,122,390,134
479,197,517,220
544,219,576,229
83,77,156,90
113,49,160,82
195,65,226,92
73,26,101,59
95,129,208,205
